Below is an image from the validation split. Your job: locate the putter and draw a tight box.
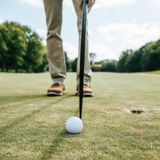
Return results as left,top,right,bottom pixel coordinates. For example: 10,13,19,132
79,0,88,119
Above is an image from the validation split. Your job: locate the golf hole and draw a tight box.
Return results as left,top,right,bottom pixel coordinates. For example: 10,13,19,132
130,109,146,114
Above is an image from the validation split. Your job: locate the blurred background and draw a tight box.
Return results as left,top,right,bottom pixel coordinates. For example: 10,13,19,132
0,0,160,73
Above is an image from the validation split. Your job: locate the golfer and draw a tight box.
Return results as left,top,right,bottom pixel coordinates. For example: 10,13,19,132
43,0,95,96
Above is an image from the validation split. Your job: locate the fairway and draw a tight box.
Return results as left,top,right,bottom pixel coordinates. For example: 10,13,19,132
0,72,160,160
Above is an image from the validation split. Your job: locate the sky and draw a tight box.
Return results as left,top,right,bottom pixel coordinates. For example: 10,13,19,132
0,0,160,61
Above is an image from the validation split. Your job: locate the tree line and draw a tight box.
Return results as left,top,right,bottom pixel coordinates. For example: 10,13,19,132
0,21,83,73
0,21,48,73
0,21,160,73
92,40,160,72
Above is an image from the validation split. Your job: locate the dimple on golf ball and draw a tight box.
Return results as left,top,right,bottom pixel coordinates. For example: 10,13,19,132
66,116,83,134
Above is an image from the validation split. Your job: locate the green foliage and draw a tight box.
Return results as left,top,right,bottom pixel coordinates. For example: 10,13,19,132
141,40,160,71
125,50,142,72
0,21,47,73
4,22,27,72
117,40,160,72
0,24,8,71
1,21,160,73
101,60,117,72
117,50,132,72
91,64,101,72
64,51,72,72
70,58,77,72
0,21,76,73
90,52,96,65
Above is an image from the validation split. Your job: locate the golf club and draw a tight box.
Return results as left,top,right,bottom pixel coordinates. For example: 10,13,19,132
79,0,88,119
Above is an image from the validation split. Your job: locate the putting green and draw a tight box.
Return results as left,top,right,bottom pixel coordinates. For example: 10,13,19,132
0,72,160,160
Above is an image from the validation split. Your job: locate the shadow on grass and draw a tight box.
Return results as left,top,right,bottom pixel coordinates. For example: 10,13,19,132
0,94,46,109
0,95,71,137
0,93,79,111
40,129,81,160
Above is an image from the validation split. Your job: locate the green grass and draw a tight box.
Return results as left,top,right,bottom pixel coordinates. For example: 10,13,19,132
0,72,160,160
147,70,160,75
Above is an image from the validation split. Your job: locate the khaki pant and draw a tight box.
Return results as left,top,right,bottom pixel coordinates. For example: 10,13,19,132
43,0,92,85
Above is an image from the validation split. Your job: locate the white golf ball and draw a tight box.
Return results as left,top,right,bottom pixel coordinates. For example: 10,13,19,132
66,116,83,134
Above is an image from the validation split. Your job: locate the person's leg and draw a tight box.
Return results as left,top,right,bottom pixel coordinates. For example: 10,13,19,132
44,0,66,85
72,0,92,86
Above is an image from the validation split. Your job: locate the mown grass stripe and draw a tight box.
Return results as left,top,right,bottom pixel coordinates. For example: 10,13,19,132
40,110,79,160
0,95,45,111
0,73,159,160
0,97,57,126
0,96,73,136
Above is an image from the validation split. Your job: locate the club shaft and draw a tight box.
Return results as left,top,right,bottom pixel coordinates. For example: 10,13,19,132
79,0,88,119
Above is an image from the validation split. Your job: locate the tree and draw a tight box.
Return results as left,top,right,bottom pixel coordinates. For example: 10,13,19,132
71,58,77,72
64,51,71,72
117,50,132,72
101,60,117,72
0,24,9,71
141,40,160,71
4,22,27,72
90,52,96,65
23,30,44,72
0,21,47,73
91,64,101,72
